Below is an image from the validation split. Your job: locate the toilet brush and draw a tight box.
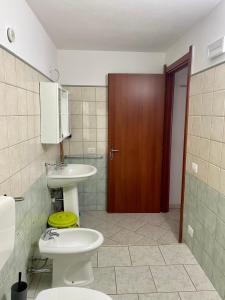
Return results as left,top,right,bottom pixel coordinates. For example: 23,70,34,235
11,272,27,300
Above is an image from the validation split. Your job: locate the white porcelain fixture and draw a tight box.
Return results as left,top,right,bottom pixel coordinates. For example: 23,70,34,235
35,287,112,300
0,196,15,271
47,164,97,225
39,228,104,287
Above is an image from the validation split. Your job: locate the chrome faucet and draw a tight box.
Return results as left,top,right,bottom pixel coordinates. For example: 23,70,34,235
45,161,67,174
42,228,60,241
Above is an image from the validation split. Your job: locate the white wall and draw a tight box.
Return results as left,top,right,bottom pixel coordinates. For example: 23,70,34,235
169,67,188,208
0,0,57,79
58,50,165,86
166,0,225,74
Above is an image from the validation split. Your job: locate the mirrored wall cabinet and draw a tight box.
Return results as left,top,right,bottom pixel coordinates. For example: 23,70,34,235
40,82,70,144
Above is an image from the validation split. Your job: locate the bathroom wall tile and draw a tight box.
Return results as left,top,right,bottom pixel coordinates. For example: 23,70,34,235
199,138,210,161
83,115,97,129
71,129,83,141
214,63,225,91
10,171,22,197
82,87,96,101
219,169,225,195
190,116,201,136
0,48,5,82
71,115,83,129
190,73,203,96
97,129,107,142
27,91,35,115
201,93,212,116
202,68,215,93
209,140,222,166
5,85,18,115
207,163,220,191
17,88,27,115
83,129,97,141
97,115,107,129
67,86,82,100
69,141,83,155
7,116,19,146
0,116,8,150
97,141,107,155
190,95,202,116
96,102,107,116
83,141,97,154
71,101,83,114
27,116,35,139
96,87,107,101
201,116,211,139
83,101,96,115
211,117,224,142
212,90,225,116
3,50,16,86
0,148,10,183
16,59,26,89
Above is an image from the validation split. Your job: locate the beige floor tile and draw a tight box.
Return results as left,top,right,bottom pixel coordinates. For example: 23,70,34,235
92,222,123,238
111,229,144,245
139,293,180,300
35,274,52,297
98,246,131,267
110,294,138,300
179,291,222,300
27,274,41,298
158,231,178,245
184,265,215,291
136,224,168,241
118,217,148,231
88,267,116,294
116,266,156,294
132,236,159,246
129,246,165,266
103,238,120,246
159,244,197,265
150,265,195,292
142,214,166,226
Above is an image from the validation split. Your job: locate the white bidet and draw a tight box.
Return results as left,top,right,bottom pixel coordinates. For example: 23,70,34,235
39,228,104,287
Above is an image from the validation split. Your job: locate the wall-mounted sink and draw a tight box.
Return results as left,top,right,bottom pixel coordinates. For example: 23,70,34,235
47,164,97,225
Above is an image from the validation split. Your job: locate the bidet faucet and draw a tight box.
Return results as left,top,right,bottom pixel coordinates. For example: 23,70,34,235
42,228,59,241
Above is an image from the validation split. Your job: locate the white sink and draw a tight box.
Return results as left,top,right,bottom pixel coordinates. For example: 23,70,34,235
47,164,97,189
47,164,97,225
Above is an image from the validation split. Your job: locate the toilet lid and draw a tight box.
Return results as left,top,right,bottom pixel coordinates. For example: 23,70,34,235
35,287,112,300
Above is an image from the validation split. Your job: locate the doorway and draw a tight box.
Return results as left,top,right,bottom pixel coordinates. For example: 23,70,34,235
161,46,192,242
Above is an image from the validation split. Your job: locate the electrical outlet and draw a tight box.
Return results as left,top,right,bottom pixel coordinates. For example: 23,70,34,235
87,147,96,154
188,225,194,238
192,162,198,174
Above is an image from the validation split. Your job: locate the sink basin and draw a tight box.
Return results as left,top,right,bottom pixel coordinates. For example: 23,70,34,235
47,164,97,189
46,164,97,225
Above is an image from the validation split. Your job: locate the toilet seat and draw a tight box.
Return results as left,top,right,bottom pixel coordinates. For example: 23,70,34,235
35,287,112,300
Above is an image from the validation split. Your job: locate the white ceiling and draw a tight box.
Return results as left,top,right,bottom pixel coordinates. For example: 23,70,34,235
26,0,221,52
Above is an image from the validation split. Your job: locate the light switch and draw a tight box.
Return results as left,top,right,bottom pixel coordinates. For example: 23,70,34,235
192,162,198,174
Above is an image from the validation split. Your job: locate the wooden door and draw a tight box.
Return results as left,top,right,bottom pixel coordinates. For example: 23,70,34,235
108,74,165,213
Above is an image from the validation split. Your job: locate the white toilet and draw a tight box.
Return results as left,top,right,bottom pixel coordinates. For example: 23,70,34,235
35,287,112,300
39,228,104,287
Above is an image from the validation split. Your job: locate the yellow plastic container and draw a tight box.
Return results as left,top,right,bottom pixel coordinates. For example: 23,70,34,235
48,211,78,228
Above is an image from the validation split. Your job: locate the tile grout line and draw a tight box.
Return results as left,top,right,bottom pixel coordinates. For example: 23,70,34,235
182,264,197,292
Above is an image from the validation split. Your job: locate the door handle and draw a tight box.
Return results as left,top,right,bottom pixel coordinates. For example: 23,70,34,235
110,147,119,160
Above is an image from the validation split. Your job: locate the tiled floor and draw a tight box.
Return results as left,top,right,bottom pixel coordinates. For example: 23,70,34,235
28,210,222,300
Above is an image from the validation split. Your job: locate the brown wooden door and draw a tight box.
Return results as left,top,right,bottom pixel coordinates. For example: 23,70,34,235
108,74,165,213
